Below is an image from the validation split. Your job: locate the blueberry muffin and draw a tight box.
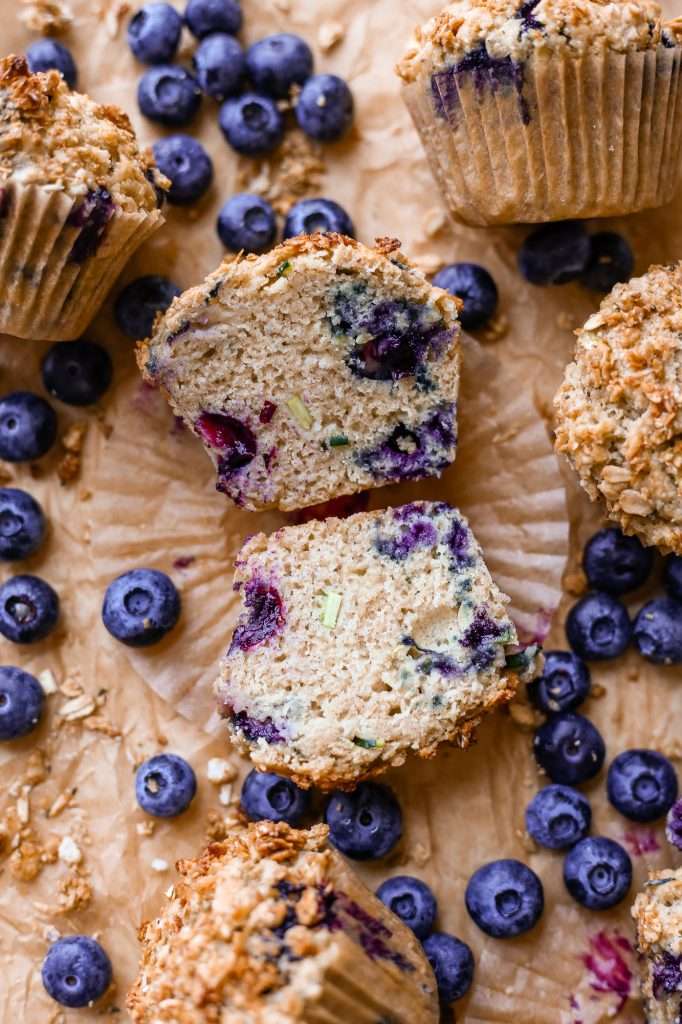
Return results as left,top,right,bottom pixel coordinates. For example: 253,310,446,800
138,234,460,512
632,868,682,1023
554,262,682,554
127,821,439,1023
216,501,535,790
397,1,682,225
0,56,166,340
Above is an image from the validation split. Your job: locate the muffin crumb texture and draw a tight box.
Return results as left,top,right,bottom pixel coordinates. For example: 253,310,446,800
632,867,682,1024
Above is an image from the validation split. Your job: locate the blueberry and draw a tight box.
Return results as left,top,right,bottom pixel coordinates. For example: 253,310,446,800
240,769,310,826
42,936,112,1008
665,555,682,602
193,32,244,99
219,92,284,155
525,784,591,850
135,753,196,817
563,836,632,911
633,598,682,665
518,221,591,285
422,932,474,1004
0,666,45,740
102,568,180,647
580,232,634,293
283,197,355,240
152,134,213,204
245,33,313,99
138,65,201,125
325,782,402,860
533,712,606,786
465,859,544,938
583,527,653,595
607,749,678,822
0,574,59,643
114,275,181,339
127,2,182,64
0,488,46,561
565,592,632,661
295,74,354,143
527,650,591,714
41,340,113,407
26,39,77,88
376,875,437,940
666,798,682,851
432,262,498,331
217,193,277,253
185,0,242,39
0,391,57,462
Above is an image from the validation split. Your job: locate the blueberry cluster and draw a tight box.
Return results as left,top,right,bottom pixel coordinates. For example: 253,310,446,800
518,221,634,292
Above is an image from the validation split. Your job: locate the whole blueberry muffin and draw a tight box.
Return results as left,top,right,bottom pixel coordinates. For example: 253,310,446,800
397,1,682,225
127,821,439,1023
216,501,534,789
632,868,682,1023
138,234,460,511
554,262,682,554
0,56,166,340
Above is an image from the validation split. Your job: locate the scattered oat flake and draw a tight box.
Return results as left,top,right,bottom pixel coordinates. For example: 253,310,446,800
318,20,344,51
151,858,169,873
48,790,74,818
421,208,446,237
59,677,83,698
82,715,121,738
16,794,30,825
38,669,58,695
19,0,72,33
411,842,430,867
207,758,236,784
136,820,156,837
219,783,234,806
59,695,97,720
58,836,82,866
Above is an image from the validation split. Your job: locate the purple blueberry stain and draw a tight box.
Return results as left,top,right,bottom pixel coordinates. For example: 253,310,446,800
373,504,438,561
67,187,115,263
432,44,530,125
195,412,258,479
229,574,285,654
317,888,414,972
622,828,660,856
172,555,195,570
582,931,635,1014
653,952,682,1000
354,403,456,483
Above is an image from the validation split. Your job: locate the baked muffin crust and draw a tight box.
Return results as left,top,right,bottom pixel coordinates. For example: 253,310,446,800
632,868,682,1024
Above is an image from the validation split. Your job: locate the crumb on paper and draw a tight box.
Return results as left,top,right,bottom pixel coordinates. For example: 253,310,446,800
136,820,156,837
411,842,430,868
151,858,169,873
591,683,607,699
518,828,539,854
38,669,58,695
508,700,543,731
19,0,72,34
57,870,92,914
25,749,49,786
0,463,13,484
57,422,88,485
9,840,45,881
59,677,83,698
219,783,233,806
556,311,575,330
237,130,325,215
478,312,509,344
318,20,344,51
58,836,82,866
82,715,122,738
206,758,236,785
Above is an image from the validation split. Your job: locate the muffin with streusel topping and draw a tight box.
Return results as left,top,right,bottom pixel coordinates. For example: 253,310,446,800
632,867,682,1024
0,56,167,340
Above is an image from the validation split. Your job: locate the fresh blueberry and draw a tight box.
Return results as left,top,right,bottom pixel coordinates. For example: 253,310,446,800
240,769,310,826
185,0,242,39
26,39,77,88
563,836,632,910
527,650,591,714
0,666,45,740
664,555,682,602
465,859,544,938
193,32,244,98
375,875,437,940
607,749,678,822
102,568,180,647
565,592,632,661
325,782,402,860
283,197,355,239
41,340,112,407
138,65,201,125
245,33,313,99
432,262,498,331
127,2,182,64
665,798,682,851
518,221,591,285
295,74,354,143
114,275,181,339
580,232,634,293
633,597,682,665
135,753,196,817
42,936,112,1008
219,92,284,155
583,527,653,595
533,712,606,786
0,488,46,561
152,134,213,204
525,784,591,850
423,933,474,1004
0,574,59,643
0,391,57,463
216,193,277,253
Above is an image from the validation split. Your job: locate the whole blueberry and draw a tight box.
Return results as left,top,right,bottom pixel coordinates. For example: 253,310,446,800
240,769,310,826
0,488,46,561
518,221,591,285
26,39,77,88
219,92,284,156
114,275,181,339
666,798,682,851
533,712,606,786
527,650,591,714
465,859,544,938
217,193,277,253
135,753,196,817
633,598,682,665
422,932,474,1004
525,784,592,850
246,33,313,99
565,592,632,661
375,875,437,940
432,263,498,331
0,391,57,462
295,74,354,143
664,555,682,603
42,936,112,1008
580,232,634,293
193,32,244,98
102,568,180,647
0,574,59,643
283,197,355,239
185,0,242,39
41,340,113,407
607,749,678,822
152,134,213,204
583,527,653,595
563,836,632,911
127,2,182,64
0,666,45,740
325,782,402,860
138,65,201,126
